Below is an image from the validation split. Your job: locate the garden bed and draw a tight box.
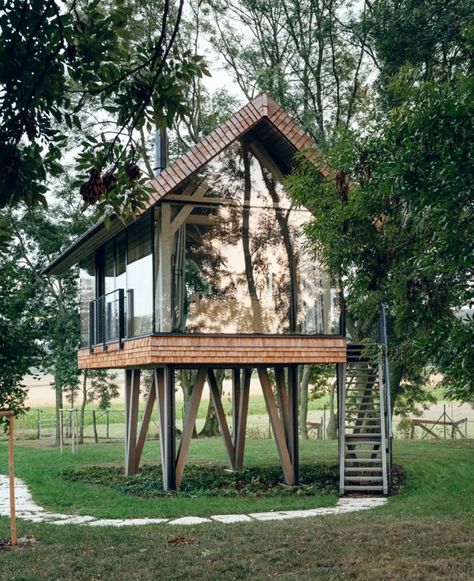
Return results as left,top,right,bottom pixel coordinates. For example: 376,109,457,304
61,463,339,498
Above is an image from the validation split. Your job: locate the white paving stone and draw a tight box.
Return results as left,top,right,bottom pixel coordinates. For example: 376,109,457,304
249,511,295,521
211,514,253,524
168,516,211,525
87,518,169,527
0,473,387,527
52,516,98,525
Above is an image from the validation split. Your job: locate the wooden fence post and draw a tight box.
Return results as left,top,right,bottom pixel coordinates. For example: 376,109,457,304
8,414,17,545
1,411,16,546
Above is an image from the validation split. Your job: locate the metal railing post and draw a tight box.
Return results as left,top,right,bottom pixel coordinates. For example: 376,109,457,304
380,303,393,489
89,301,95,351
118,288,125,348
89,289,127,350
127,289,134,338
100,295,106,349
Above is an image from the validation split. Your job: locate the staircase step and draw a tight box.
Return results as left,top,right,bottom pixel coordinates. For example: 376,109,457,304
344,485,384,491
345,458,382,463
344,467,383,472
345,423,381,427
345,416,381,420
346,408,381,418
346,433,381,438
344,449,382,454
344,476,384,482
345,442,382,448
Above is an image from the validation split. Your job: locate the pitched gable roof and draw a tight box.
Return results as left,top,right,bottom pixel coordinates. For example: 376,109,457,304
44,94,322,275
146,93,319,206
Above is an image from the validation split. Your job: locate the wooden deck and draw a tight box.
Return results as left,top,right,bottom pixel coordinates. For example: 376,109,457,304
78,334,347,369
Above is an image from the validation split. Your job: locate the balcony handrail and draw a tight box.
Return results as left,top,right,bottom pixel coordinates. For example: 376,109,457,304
89,288,126,351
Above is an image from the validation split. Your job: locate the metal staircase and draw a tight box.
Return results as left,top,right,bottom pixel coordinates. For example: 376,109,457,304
338,341,392,495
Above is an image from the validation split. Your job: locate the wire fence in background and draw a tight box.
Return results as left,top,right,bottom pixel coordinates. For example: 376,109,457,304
1,407,472,443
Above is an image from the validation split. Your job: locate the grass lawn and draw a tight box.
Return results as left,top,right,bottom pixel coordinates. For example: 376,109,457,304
0,439,473,580
0,439,339,518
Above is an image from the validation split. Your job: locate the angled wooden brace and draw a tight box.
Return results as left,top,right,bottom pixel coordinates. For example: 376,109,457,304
175,368,207,487
207,368,236,469
257,367,295,485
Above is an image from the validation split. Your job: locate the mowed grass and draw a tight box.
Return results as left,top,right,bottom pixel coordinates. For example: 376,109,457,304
0,439,338,518
0,439,473,580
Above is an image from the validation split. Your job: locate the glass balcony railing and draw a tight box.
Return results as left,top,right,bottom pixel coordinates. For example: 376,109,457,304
89,289,134,349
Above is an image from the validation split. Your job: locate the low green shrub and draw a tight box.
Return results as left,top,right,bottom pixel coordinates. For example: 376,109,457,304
61,463,339,498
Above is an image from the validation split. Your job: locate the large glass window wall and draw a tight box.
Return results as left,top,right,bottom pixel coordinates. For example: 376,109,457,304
79,215,153,346
80,144,339,343
163,144,339,335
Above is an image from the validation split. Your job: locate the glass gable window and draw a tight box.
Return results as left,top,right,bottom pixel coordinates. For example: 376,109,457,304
160,144,339,335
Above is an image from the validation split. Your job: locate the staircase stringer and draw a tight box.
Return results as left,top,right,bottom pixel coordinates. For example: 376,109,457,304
378,348,389,495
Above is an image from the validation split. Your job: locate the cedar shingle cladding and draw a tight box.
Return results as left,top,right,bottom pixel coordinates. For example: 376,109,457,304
78,335,346,369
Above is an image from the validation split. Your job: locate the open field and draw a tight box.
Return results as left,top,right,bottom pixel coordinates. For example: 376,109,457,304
9,397,473,443
20,375,473,442
0,439,473,580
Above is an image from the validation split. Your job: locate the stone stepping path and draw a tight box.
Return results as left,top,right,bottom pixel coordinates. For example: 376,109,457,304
0,475,387,526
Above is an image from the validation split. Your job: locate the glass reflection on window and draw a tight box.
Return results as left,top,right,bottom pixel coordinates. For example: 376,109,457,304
79,254,95,346
127,217,153,336
167,143,339,335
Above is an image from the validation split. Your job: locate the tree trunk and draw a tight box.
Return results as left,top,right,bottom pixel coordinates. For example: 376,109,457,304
180,369,198,438
389,361,404,417
54,382,63,446
199,370,225,437
241,145,263,332
79,370,88,445
299,364,310,439
326,380,337,439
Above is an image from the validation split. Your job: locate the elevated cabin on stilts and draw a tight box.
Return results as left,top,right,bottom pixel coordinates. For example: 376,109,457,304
44,94,391,493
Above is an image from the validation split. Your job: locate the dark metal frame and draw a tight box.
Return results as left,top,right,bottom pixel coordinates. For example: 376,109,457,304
89,288,125,351
379,304,393,487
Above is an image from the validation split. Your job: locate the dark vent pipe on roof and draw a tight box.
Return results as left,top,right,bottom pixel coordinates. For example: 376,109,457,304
154,127,168,175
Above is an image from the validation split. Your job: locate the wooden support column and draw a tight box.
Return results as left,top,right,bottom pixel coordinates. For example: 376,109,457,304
134,376,157,472
175,368,207,487
257,367,294,485
124,369,140,475
234,368,251,469
288,365,299,484
155,368,166,475
207,368,235,468
162,365,176,490
275,367,290,447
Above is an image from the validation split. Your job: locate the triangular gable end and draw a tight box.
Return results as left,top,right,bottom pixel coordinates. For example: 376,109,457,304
146,93,322,209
